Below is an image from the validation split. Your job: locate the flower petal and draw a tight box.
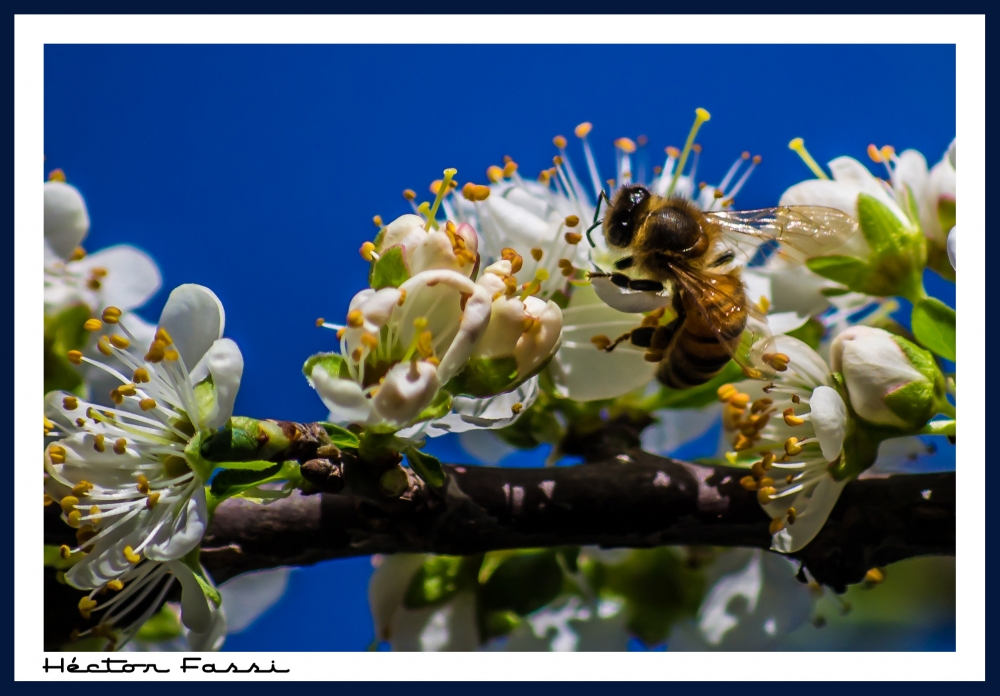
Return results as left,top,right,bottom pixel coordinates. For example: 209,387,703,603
368,554,428,641
310,365,376,425
145,487,209,561
218,567,291,634
372,361,440,426
185,606,228,652
166,559,217,634
159,284,225,370
590,276,672,313
947,226,956,269
437,285,493,384
44,181,90,259
74,245,162,312
190,338,244,430
770,475,848,553
809,386,847,461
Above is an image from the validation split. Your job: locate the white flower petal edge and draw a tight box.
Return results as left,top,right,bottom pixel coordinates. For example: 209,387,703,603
159,284,225,371
44,180,90,260
73,245,162,312
947,227,956,269
217,567,292,635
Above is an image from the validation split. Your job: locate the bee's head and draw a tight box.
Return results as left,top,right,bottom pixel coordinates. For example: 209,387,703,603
603,184,650,248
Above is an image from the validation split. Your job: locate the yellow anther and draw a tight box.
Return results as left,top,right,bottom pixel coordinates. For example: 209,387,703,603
742,366,763,380
78,596,98,619
109,335,130,350
83,318,103,331
881,145,895,160
757,486,777,505
786,507,798,525
100,308,122,326
60,495,79,514
132,367,150,384
155,326,173,346
763,352,790,371
564,232,582,245
530,248,543,262
788,137,829,180
90,267,107,279
403,189,416,201
864,568,885,585
733,434,753,451
740,476,758,491
315,317,325,328
71,481,93,497
665,146,680,158
59,544,72,560
372,215,384,228
614,137,636,153
416,330,434,358
500,248,523,274
751,398,773,414
761,451,775,468
107,579,124,591
360,333,379,350
351,347,363,362
360,241,377,261
48,167,67,182
563,215,580,229
44,493,54,507
784,437,803,456
511,403,524,415
66,349,84,365
590,334,612,351
503,161,518,178
429,179,444,195
123,546,141,564
783,408,805,427
145,338,167,362
139,398,157,411
553,135,567,149
753,155,762,164
574,122,593,138
472,185,490,201
791,393,801,404
93,434,105,452
538,170,550,184
729,392,750,409
113,438,127,455
95,336,113,357
49,445,66,464
146,492,160,508
717,384,737,402
163,347,179,362
757,477,774,489
67,510,82,527
487,165,504,183
769,517,786,535
62,395,79,411
347,309,364,328
750,461,767,479
136,474,150,494
68,246,86,262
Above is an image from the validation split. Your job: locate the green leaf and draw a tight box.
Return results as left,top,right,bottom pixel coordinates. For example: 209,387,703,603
806,254,869,288
479,550,564,616
911,297,956,362
318,422,360,449
403,556,472,609
786,317,825,351
134,604,183,643
405,447,446,488
445,356,519,398
303,351,351,381
647,360,744,410
210,461,284,498
369,245,409,289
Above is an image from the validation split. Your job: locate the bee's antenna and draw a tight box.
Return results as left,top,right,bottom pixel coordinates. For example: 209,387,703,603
586,190,609,247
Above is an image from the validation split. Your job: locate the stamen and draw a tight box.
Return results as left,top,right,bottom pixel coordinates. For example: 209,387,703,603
60,495,79,514
132,367,150,383
139,398,157,411
500,248,523,274
740,476,757,491
78,596,98,619
403,189,416,201
564,232,582,245
783,408,805,427
769,518,785,535
788,138,828,180
530,248,543,262
113,438,127,455
667,108,711,197
553,135,567,149
71,481,93,496
93,434,105,452
109,335,130,349
49,445,66,464
62,395,79,411
155,327,173,346
784,437,803,456
564,215,579,228
347,309,364,328
83,318,103,331
360,241,377,261
67,350,83,365
123,546,141,564
101,307,122,324
717,384,737,402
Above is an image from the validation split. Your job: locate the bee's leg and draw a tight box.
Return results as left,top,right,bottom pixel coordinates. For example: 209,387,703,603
585,190,610,248
605,326,655,352
650,316,683,350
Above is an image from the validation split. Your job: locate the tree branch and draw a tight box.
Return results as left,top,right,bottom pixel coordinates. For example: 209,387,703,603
200,450,955,593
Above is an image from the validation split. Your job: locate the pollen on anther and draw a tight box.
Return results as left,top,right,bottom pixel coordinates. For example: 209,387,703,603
574,122,592,138
139,398,157,411
614,137,636,153
48,445,67,464
530,248,543,262
83,318,103,332
132,367,150,383
783,408,805,427
113,438,127,455
403,189,416,201
564,232,582,245
360,241,377,261
155,326,174,346
110,335,130,350
123,546,141,564
553,135,567,149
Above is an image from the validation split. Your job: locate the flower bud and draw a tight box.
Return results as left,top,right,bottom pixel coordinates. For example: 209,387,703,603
372,361,441,427
375,214,479,280
830,326,945,431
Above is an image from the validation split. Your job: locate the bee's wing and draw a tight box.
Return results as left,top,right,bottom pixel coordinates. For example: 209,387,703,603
669,263,777,381
705,206,859,266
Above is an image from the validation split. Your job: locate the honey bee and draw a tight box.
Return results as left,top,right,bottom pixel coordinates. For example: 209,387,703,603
587,184,858,389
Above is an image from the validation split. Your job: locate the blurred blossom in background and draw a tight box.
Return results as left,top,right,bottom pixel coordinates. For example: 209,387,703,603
44,43,955,651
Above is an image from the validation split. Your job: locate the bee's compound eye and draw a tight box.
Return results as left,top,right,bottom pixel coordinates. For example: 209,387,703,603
607,223,634,247
604,185,650,248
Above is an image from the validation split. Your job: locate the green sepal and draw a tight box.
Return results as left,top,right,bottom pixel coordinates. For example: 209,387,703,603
198,416,292,464
806,254,869,289
405,447,446,488
134,604,183,643
403,555,476,609
183,431,214,483
882,380,935,430
303,351,351,381
318,422,360,450
180,548,222,608
911,297,956,362
445,356,519,398
193,377,217,426
855,193,927,301
414,390,453,423
937,197,956,238
369,246,409,289
209,460,300,508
